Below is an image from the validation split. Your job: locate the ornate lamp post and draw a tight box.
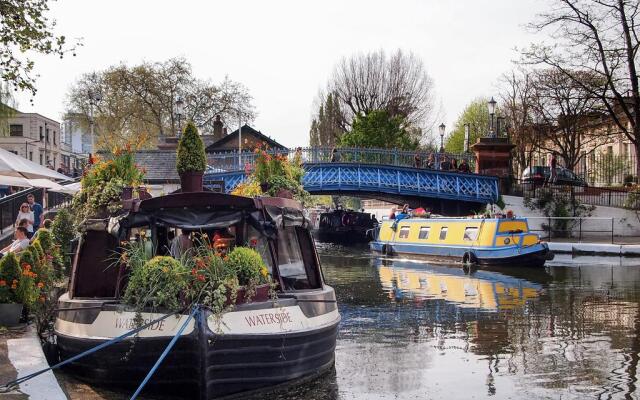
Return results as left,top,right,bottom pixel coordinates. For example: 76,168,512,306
439,123,446,153
175,96,184,137
464,123,470,152
487,97,497,138
87,74,102,157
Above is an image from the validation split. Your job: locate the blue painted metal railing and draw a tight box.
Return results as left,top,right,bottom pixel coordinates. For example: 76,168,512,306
206,146,476,172
205,163,500,204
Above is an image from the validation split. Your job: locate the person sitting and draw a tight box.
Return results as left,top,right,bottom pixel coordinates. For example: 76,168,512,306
1,227,30,257
396,204,411,220
389,207,397,220
458,159,471,173
170,229,193,258
17,218,33,239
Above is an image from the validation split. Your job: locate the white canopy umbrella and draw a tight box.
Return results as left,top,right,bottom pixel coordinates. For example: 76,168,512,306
0,148,70,180
0,176,68,190
50,181,81,195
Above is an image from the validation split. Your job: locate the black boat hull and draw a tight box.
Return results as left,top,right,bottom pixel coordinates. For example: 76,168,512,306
56,317,339,399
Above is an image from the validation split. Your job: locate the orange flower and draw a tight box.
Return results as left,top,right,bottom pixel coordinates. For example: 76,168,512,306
191,268,198,276
196,259,206,269
11,283,17,290
38,296,45,303
0,280,6,287
37,282,44,289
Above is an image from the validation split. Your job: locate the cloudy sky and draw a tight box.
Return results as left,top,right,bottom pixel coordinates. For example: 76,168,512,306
15,0,547,147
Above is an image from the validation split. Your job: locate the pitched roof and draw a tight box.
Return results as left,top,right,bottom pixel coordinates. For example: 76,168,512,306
205,124,287,152
134,150,179,183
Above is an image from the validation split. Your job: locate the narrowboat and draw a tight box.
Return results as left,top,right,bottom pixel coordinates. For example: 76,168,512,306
313,209,378,244
54,192,340,399
370,216,554,267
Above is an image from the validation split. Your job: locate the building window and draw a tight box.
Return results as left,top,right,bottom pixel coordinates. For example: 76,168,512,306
39,126,43,141
46,128,50,143
9,125,23,137
53,132,56,145
398,226,410,239
39,153,43,165
29,152,33,161
463,227,479,241
418,227,430,240
439,227,448,240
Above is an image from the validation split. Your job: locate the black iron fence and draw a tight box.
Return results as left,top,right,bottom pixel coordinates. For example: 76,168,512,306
509,180,640,210
207,146,476,172
526,151,638,187
526,216,616,243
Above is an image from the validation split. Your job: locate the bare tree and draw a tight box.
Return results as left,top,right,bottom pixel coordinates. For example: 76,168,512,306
324,49,437,132
530,69,604,169
522,0,640,176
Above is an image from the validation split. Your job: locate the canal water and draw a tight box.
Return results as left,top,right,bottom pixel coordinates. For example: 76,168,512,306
60,245,640,399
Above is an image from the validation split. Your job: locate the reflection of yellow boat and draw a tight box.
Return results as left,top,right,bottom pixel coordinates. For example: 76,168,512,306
377,261,542,311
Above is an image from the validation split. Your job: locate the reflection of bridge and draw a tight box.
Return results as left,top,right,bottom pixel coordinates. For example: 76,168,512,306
204,147,500,214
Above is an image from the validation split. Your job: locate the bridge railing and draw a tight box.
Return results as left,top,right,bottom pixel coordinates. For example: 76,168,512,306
207,146,476,172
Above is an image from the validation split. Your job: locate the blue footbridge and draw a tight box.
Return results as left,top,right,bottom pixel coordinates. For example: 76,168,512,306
204,147,500,215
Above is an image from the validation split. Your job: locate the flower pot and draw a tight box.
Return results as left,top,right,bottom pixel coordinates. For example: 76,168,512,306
180,171,204,193
121,186,133,200
0,303,23,327
226,283,271,306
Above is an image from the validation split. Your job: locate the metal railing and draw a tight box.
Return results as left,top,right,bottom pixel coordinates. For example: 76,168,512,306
509,180,640,210
206,146,476,172
526,216,615,243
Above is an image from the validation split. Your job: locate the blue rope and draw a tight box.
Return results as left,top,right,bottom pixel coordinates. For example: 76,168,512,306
130,306,199,400
2,309,183,390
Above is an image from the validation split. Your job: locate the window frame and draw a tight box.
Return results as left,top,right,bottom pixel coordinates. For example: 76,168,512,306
398,226,410,239
439,226,448,240
418,226,430,240
463,226,479,241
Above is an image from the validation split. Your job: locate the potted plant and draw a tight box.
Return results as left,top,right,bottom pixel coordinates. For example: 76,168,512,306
0,253,38,326
176,122,207,192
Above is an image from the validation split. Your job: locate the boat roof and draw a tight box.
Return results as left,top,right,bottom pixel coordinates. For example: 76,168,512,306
139,191,256,211
384,217,527,223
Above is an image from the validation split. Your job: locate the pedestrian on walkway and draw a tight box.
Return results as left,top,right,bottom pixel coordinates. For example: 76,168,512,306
458,159,471,173
16,203,34,235
548,153,558,186
27,194,43,232
330,148,340,163
414,152,422,168
440,156,452,171
425,154,435,169
451,158,458,170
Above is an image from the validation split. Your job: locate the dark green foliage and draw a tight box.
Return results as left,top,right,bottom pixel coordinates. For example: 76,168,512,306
0,253,21,303
340,110,418,150
310,92,344,147
124,256,188,311
52,208,74,254
445,98,491,153
224,247,268,286
176,122,206,174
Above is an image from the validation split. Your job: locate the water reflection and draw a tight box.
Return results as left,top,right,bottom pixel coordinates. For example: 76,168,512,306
316,246,640,400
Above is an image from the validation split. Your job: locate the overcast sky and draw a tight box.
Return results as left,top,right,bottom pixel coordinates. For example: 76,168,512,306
14,0,547,147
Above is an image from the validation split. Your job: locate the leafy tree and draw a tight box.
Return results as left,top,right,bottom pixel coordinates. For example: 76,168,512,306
445,98,491,153
66,58,255,149
339,110,418,150
309,92,344,147
1,0,80,95
176,122,206,174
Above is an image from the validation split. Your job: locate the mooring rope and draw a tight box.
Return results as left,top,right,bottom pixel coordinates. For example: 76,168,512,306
0,309,185,393
129,306,199,400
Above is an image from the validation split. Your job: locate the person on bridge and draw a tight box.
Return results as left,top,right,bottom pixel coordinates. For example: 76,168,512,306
330,147,340,163
458,158,471,173
425,154,435,169
414,152,422,168
440,156,452,171
547,153,558,186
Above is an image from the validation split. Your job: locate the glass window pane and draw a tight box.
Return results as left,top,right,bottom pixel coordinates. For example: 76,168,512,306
398,226,410,239
464,227,478,241
439,227,448,240
277,227,310,289
418,227,430,239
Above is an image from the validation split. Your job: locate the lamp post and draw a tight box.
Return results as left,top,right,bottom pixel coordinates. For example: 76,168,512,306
487,97,497,137
438,123,445,153
238,110,243,169
87,74,102,157
24,138,39,162
463,123,470,152
175,96,184,136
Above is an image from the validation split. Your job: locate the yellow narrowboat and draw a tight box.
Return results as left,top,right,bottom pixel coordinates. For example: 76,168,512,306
370,217,554,268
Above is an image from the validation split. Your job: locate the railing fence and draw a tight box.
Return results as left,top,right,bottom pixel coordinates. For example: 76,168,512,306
526,216,615,243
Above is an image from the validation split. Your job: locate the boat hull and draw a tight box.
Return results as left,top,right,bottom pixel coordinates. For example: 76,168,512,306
54,289,340,399
371,241,553,268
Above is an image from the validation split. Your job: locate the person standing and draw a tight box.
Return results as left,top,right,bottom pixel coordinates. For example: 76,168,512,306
458,159,471,173
425,154,435,169
440,156,452,171
16,203,34,235
414,152,422,168
27,194,43,232
548,153,558,185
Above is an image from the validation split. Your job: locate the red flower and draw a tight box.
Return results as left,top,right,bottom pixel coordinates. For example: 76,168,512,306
197,274,206,282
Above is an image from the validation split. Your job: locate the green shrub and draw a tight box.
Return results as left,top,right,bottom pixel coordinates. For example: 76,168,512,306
123,256,188,311
224,247,269,286
0,253,22,303
176,122,206,174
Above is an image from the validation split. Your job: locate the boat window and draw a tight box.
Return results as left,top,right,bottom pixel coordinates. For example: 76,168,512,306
246,225,273,273
463,227,479,241
398,226,410,239
277,227,321,290
439,227,448,240
418,227,430,239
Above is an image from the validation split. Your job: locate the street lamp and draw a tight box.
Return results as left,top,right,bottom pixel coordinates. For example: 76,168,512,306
438,123,446,152
87,74,102,157
463,123,470,152
487,97,497,138
175,96,184,136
